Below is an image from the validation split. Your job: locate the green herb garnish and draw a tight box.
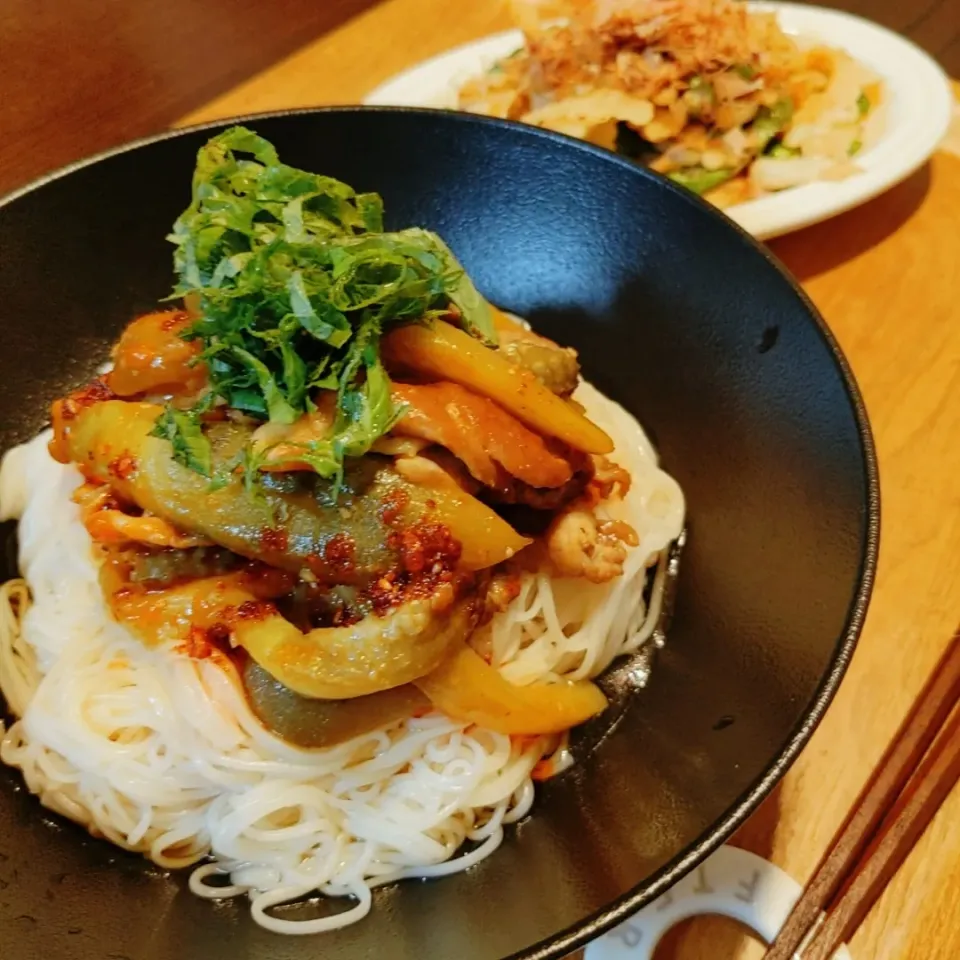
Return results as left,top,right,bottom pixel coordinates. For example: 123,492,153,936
151,406,213,476
848,139,863,156
856,92,870,117
732,63,757,80
158,126,494,488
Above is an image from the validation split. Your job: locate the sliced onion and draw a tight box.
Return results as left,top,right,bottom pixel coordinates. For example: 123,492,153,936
749,155,830,191
722,126,749,159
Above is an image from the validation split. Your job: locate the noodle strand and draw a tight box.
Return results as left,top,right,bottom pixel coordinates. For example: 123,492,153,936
0,381,684,933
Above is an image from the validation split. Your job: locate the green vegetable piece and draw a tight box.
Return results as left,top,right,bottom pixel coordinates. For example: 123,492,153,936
159,125,497,489
857,92,870,117
751,98,795,151
848,139,863,156
733,63,757,80
767,142,802,159
667,166,736,195
683,75,716,117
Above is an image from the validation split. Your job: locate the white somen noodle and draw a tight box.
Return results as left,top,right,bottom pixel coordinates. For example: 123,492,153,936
0,379,684,935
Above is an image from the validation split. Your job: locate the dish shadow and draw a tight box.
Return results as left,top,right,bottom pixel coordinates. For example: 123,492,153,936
769,163,932,285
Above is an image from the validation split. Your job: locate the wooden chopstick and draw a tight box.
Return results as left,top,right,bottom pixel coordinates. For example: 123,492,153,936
802,703,960,959
764,626,960,960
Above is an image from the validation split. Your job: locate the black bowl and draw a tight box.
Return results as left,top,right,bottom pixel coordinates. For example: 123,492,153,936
0,108,878,960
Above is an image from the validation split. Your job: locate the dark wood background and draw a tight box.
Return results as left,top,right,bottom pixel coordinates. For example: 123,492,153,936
0,0,379,196
0,0,957,197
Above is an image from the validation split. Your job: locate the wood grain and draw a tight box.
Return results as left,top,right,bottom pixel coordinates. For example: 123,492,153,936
179,0,959,126
179,0,511,125
183,17,960,955
766,633,960,960
0,0,380,196
2,0,956,197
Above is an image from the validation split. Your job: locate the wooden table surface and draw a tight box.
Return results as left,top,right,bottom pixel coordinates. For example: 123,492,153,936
181,3,960,958
1,0,956,197
0,0,384,197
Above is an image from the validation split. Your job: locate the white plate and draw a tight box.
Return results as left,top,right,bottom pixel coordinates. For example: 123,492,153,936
365,3,953,240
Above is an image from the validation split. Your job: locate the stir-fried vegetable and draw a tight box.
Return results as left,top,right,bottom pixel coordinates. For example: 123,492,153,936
750,98,795,152
666,97,793,195
414,644,607,735
668,166,736,195
102,562,478,700
108,310,206,397
241,659,429,749
767,142,802,159
458,1,884,208
683,74,716,118
492,307,581,396
161,126,495,485
382,320,613,455
102,571,288,649
41,124,650,753
234,593,479,700
58,399,530,574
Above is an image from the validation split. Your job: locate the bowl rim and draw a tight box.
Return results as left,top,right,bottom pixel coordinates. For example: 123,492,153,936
0,105,881,960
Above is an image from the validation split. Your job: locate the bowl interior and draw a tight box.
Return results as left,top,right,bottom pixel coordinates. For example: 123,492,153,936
0,109,876,960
